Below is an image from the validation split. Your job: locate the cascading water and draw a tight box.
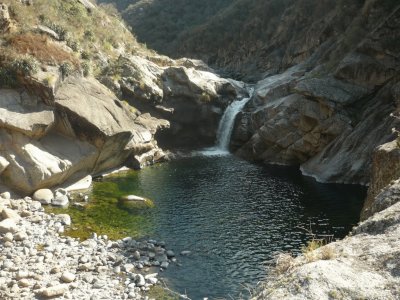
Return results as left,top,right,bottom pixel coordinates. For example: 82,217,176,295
201,88,254,155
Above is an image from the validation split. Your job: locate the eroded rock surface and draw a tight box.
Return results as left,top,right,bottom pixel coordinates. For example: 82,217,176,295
0,75,168,194
233,5,400,184
112,55,246,148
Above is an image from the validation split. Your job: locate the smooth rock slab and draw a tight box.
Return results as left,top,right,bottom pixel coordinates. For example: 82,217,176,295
33,189,53,205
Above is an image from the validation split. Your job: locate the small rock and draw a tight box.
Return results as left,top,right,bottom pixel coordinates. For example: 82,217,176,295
14,231,27,241
4,241,12,247
92,280,105,289
0,218,17,233
166,250,175,258
135,274,145,287
18,279,30,287
50,267,60,274
2,208,20,221
16,270,29,280
0,192,10,200
29,201,42,212
52,189,69,206
37,284,68,298
160,262,169,269
3,232,13,242
132,250,140,260
180,250,191,256
32,189,53,205
60,271,75,283
147,277,158,285
124,263,134,273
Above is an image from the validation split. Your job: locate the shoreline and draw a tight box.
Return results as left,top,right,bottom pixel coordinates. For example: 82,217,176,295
0,193,186,300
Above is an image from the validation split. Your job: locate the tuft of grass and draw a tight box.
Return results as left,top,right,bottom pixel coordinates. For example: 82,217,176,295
147,285,181,300
36,243,45,252
43,74,56,86
320,245,336,260
274,253,295,274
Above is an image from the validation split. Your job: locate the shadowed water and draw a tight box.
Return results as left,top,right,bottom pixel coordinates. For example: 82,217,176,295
76,155,366,299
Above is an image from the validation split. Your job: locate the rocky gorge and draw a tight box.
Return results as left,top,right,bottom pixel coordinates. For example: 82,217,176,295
0,0,400,299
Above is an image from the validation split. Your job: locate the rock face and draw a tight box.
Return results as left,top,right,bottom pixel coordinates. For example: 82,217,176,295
252,141,400,300
113,55,246,148
0,3,15,33
232,4,400,184
0,76,168,194
362,140,400,220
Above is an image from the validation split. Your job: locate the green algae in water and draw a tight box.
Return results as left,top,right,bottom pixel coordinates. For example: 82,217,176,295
46,170,156,240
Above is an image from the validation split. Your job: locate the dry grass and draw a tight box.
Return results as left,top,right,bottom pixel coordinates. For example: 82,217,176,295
320,245,336,260
7,33,79,67
274,253,295,274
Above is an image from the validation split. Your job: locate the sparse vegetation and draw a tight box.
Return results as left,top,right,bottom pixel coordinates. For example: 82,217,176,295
60,61,73,78
274,253,295,274
0,0,153,88
11,55,39,76
43,74,56,86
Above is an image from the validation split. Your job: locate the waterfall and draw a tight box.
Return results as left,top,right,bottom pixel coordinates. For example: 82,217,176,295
200,88,253,156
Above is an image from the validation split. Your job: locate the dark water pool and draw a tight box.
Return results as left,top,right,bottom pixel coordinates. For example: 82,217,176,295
58,155,366,299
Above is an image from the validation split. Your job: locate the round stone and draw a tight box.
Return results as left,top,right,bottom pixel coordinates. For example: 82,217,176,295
32,189,53,205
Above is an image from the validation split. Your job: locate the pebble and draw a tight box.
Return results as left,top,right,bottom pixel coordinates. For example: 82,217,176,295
3,232,13,242
135,274,145,287
52,189,69,207
133,250,141,260
0,192,11,199
0,196,178,299
60,271,75,283
2,208,21,221
15,231,27,241
166,250,175,258
18,278,30,287
38,284,69,298
32,189,54,205
0,218,17,234
160,262,169,269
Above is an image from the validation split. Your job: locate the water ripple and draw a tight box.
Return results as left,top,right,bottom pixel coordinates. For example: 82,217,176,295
97,155,366,299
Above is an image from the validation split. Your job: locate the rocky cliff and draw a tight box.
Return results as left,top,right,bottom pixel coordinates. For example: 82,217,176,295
108,0,400,186
231,1,400,185
0,0,243,195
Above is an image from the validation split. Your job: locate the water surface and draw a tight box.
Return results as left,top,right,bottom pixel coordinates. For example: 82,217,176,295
56,155,366,299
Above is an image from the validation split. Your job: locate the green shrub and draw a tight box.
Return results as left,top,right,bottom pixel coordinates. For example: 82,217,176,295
11,56,39,76
81,51,91,60
60,62,73,77
0,67,17,87
66,38,80,52
81,61,91,77
84,30,95,42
